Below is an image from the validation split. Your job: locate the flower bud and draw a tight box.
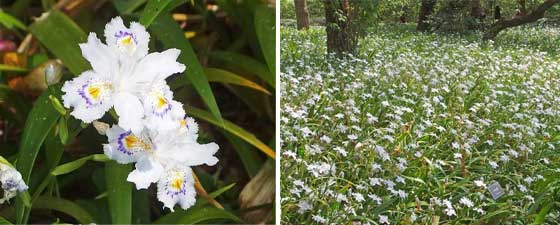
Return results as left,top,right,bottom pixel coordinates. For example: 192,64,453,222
92,121,109,135
49,95,66,115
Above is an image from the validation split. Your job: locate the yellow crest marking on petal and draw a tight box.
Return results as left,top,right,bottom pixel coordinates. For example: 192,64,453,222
179,119,187,128
124,134,152,151
88,86,100,100
157,96,167,109
124,135,138,149
171,177,183,190
121,36,133,45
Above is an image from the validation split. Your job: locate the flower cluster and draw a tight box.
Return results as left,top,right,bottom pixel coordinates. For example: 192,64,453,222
62,17,218,211
0,163,27,203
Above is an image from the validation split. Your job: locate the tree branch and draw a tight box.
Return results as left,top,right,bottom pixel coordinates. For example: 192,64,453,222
484,0,559,39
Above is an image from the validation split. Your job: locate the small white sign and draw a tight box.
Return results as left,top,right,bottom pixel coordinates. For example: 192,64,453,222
487,180,504,200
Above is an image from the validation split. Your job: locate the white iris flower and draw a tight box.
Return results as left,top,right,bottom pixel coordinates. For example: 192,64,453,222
0,164,28,203
62,17,186,133
157,165,197,211
63,16,220,212
103,117,218,210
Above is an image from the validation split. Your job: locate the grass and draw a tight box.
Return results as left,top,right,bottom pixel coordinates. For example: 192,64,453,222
280,24,560,224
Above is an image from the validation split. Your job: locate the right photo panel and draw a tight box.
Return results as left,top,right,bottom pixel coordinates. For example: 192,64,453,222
280,0,560,224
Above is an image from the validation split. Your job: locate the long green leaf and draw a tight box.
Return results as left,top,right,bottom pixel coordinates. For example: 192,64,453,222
105,162,132,224
112,0,148,14
33,196,94,224
44,116,82,178
51,154,109,176
177,207,244,224
150,13,222,122
533,202,553,224
16,11,89,223
18,192,31,208
223,132,262,177
164,0,189,11
209,51,274,87
155,205,244,224
0,64,27,72
0,156,12,167
139,0,172,27
0,216,12,225
254,5,275,74
132,190,151,224
0,10,26,30
226,85,274,119
186,106,275,159
204,68,271,95
29,10,89,75
209,183,236,198
196,182,237,206
15,88,62,224
9,0,32,17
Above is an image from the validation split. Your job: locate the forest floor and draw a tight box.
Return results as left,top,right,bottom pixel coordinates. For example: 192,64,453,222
280,24,560,224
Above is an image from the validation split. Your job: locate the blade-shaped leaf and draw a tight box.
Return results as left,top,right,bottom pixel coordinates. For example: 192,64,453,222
105,162,132,224
15,88,62,223
0,64,28,72
139,0,172,27
176,207,244,224
195,182,236,207
186,106,275,159
223,132,262,177
112,0,148,14
155,205,244,224
209,183,236,198
209,51,274,87
533,202,553,224
9,0,33,17
18,190,31,208
0,216,12,225
33,196,94,224
29,10,89,75
164,0,189,11
16,11,88,222
254,5,275,74
204,68,271,95
0,156,12,167
150,13,222,122
51,154,109,176
0,10,26,30
132,190,151,224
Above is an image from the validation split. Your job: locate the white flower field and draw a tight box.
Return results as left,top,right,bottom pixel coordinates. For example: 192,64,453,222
280,24,560,224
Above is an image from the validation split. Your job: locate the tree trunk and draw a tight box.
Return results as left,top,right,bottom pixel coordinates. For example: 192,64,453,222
324,0,357,57
417,0,436,32
468,0,485,30
470,0,485,19
485,0,559,39
518,0,527,16
294,0,310,30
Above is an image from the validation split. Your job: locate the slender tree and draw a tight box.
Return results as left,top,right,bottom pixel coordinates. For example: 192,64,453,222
294,0,310,30
323,0,357,57
470,0,485,19
468,0,485,30
485,0,560,39
417,0,437,32
518,0,528,16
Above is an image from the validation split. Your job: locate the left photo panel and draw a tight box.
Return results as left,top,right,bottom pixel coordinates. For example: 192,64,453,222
0,0,276,224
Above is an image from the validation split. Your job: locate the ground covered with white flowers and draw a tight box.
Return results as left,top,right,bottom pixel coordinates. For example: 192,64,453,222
280,24,560,224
